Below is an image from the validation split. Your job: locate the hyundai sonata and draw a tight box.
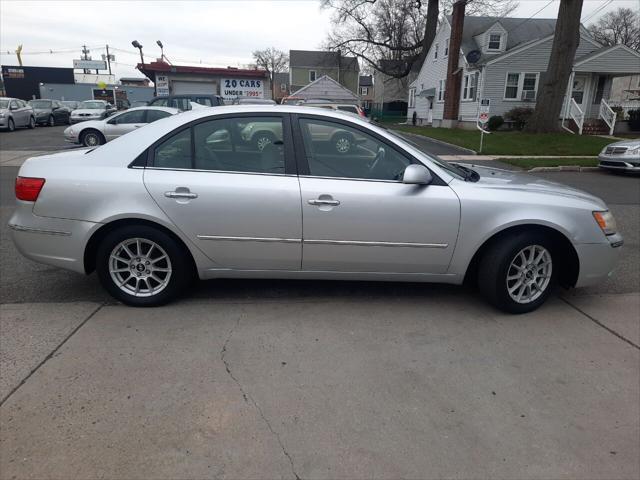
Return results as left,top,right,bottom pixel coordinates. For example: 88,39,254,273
9,106,622,313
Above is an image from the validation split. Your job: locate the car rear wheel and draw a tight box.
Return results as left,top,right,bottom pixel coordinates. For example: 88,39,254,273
96,225,193,307
478,231,555,314
7,118,15,132
48,115,55,127
332,132,353,154
81,130,105,147
28,116,36,129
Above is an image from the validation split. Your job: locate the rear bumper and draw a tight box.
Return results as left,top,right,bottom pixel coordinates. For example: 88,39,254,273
574,233,623,288
9,201,99,274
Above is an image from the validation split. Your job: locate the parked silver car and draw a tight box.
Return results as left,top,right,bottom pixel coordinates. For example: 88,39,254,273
64,106,179,147
9,106,622,312
69,100,117,124
598,138,640,172
0,97,36,131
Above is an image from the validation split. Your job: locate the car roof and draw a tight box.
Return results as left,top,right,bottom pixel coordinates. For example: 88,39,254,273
120,106,180,114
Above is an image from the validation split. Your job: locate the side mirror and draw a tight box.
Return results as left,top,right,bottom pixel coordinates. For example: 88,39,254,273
402,164,432,185
10,105,17,111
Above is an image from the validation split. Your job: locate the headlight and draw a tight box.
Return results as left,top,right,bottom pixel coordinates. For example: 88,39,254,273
593,210,617,236
0,113,5,118
626,146,639,155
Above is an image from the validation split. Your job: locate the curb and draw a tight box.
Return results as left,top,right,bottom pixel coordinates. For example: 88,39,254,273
395,131,477,155
529,166,600,172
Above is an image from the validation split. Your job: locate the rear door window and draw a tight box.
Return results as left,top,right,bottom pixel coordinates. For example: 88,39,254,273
150,98,169,107
195,97,213,106
154,128,192,169
171,98,191,111
146,110,172,123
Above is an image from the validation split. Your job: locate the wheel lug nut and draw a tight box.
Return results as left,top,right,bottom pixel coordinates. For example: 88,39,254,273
145,261,150,265
146,270,150,274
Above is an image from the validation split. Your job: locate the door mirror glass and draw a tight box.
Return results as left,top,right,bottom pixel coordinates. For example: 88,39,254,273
402,164,432,185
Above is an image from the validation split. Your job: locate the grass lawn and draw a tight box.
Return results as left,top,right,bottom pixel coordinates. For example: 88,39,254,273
388,124,612,156
498,157,598,169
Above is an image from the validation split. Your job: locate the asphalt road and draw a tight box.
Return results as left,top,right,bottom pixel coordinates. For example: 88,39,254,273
0,125,74,151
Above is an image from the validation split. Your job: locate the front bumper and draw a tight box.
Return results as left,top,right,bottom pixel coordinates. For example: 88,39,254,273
598,153,640,171
64,131,80,143
9,201,99,274
0,117,8,128
574,233,623,287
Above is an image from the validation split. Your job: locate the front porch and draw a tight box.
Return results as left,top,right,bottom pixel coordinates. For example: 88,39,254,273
561,45,640,135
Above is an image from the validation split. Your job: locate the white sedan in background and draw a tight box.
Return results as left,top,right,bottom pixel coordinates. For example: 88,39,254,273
64,106,179,147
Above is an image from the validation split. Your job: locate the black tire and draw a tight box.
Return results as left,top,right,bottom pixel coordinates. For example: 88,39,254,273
331,132,353,154
7,118,15,132
478,231,556,314
96,225,194,307
48,115,55,127
253,131,275,151
80,129,105,147
28,116,36,129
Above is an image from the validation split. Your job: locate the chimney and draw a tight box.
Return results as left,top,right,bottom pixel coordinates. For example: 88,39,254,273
442,0,466,128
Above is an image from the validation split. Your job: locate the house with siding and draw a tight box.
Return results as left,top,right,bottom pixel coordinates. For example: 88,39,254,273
273,72,290,103
359,75,374,112
374,59,418,117
289,75,360,104
408,15,640,134
289,50,360,95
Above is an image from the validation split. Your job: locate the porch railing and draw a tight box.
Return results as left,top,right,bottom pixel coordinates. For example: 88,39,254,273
599,99,617,136
569,98,585,135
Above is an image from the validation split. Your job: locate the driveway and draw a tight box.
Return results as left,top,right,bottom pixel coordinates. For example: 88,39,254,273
1,132,639,479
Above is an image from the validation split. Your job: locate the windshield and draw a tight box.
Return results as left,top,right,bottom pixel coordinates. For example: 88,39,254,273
29,100,52,108
381,127,469,180
62,101,77,107
81,101,105,109
0,100,9,109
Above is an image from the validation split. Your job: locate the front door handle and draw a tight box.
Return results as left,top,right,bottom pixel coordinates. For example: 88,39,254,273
308,198,340,206
165,188,198,199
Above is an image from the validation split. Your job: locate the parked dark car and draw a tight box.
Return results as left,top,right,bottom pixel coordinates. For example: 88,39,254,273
28,99,71,126
148,94,224,110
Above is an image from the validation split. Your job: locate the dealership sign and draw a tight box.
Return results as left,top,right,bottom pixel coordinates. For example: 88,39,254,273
155,74,169,96
73,59,107,70
221,78,264,100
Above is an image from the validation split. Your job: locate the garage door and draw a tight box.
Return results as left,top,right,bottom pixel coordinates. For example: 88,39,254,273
172,81,218,95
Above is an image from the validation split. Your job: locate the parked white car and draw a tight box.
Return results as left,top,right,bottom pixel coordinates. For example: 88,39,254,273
64,106,179,147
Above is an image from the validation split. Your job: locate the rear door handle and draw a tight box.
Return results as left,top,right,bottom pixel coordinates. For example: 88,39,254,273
165,189,198,199
308,199,340,206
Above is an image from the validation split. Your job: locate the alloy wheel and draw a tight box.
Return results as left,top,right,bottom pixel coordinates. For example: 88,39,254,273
48,115,55,127
506,244,552,304
84,133,100,147
335,137,351,153
109,238,172,297
8,119,15,132
256,136,272,151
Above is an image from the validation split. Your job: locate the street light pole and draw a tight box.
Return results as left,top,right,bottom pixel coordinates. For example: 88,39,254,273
131,40,144,67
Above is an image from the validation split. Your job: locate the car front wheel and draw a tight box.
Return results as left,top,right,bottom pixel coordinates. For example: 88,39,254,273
7,118,15,132
81,130,105,147
478,231,555,314
96,225,194,307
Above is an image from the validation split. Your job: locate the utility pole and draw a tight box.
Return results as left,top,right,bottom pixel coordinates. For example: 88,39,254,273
442,0,466,128
105,44,112,75
81,44,90,74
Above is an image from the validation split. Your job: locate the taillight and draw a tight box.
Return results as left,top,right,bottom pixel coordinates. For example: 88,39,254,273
15,177,46,201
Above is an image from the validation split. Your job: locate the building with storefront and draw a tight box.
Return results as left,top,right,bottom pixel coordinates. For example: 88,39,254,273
137,61,271,101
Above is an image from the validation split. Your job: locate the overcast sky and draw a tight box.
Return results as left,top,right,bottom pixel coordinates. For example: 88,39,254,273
0,0,635,80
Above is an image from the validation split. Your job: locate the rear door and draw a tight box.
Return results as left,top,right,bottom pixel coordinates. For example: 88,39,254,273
143,113,302,270
103,110,147,140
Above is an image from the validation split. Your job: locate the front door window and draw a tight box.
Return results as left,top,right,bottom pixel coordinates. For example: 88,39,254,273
571,76,586,104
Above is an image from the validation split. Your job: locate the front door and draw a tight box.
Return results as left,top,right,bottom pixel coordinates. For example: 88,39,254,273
143,114,302,271
571,74,589,111
427,98,434,124
295,116,460,274
103,109,147,141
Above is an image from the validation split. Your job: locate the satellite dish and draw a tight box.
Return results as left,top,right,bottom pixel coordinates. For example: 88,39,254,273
466,50,481,64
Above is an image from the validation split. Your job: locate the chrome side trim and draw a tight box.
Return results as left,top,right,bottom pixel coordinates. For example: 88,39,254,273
197,235,301,244
8,224,71,236
304,239,448,248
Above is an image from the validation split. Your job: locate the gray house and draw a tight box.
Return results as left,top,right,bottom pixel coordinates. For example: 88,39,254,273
289,50,360,95
289,75,360,104
408,15,640,134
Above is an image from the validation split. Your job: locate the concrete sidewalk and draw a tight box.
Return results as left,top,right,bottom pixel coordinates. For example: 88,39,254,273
1,293,638,479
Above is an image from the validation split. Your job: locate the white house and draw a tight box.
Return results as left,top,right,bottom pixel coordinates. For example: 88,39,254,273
408,15,640,134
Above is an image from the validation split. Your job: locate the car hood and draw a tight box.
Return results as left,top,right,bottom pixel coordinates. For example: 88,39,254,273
33,108,52,114
72,109,105,115
458,164,607,208
605,138,640,149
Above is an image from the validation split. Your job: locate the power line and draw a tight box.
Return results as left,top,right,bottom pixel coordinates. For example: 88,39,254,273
581,0,614,23
506,0,556,34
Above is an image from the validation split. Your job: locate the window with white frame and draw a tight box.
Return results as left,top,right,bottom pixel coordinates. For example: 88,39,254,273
444,38,449,57
488,33,502,50
504,72,539,100
438,79,446,102
462,73,478,101
280,83,287,92
309,70,317,82
434,43,439,60
360,86,368,96
408,88,416,108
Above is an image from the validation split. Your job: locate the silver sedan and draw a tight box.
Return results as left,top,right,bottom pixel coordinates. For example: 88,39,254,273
9,106,623,313
64,106,179,147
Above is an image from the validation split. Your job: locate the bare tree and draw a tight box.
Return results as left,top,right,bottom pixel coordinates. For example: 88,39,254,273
525,0,584,133
252,48,289,98
587,7,640,50
322,0,517,78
